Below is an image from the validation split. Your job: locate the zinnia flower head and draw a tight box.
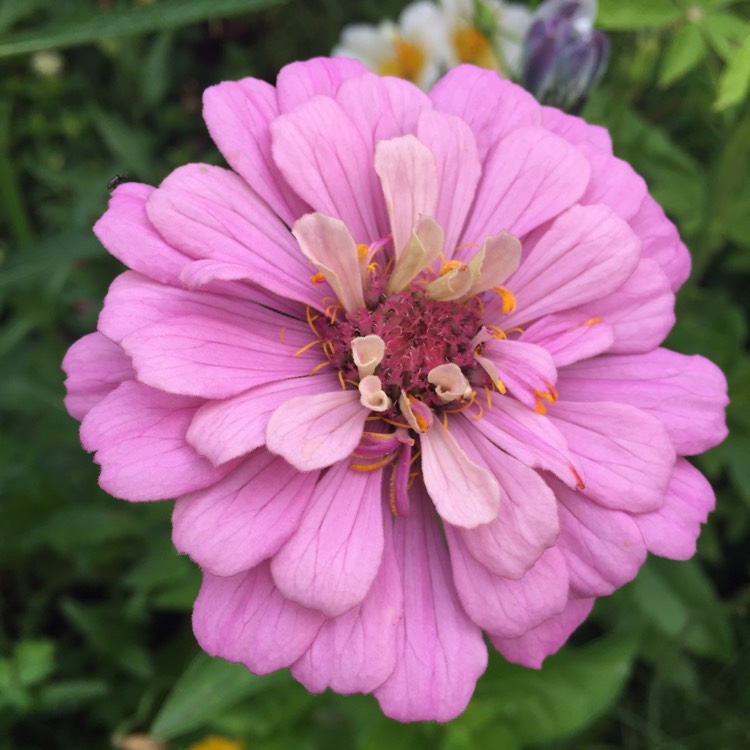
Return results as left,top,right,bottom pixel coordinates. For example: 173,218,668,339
63,58,728,723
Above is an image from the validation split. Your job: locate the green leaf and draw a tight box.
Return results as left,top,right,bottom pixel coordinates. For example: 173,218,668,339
715,33,750,110
459,633,638,745
150,651,288,740
702,11,750,61
631,558,734,661
36,679,109,714
597,0,682,30
14,640,56,687
0,0,288,58
659,23,707,87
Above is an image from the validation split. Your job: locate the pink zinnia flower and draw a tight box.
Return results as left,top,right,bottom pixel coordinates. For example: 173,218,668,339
63,58,728,722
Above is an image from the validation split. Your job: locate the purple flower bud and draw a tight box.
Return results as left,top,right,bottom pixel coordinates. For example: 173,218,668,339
521,0,609,113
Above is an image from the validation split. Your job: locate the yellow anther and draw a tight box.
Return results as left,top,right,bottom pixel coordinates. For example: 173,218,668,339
292,339,322,357
439,260,465,277
309,360,332,376
279,327,286,345
584,316,603,327
350,454,396,472
494,378,507,394
357,243,369,260
389,470,398,517
470,399,484,421
337,370,346,391
310,271,326,285
415,410,430,433
493,286,517,314
487,325,507,339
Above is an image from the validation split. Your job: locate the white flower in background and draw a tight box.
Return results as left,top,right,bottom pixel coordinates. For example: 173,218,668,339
333,1,451,89
441,0,532,76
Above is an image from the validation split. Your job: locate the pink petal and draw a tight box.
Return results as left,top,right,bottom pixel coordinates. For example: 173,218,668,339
481,338,557,412
93,183,189,286
292,213,365,312
415,109,481,256
520,312,615,368
557,349,728,456
446,535,569,638
497,204,641,327
551,478,647,597
202,78,308,226
430,66,542,161
271,96,387,243
573,258,675,354
631,458,715,560
172,450,318,576
193,562,325,675
420,421,500,528
550,401,675,513
450,420,559,579
631,194,690,291
265,389,367,471
121,314,318,399
374,135,439,258
276,56,369,113
271,459,384,617
470,396,584,489
374,485,488,723
336,72,431,145
79,381,233,501
62,332,134,420
186,373,339,466
491,596,595,668
542,106,612,151
291,503,403,694
98,271,310,347
146,164,321,307
577,142,648,221
460,126,591,247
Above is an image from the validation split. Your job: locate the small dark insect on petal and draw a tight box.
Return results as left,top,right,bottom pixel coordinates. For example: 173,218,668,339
107,174,131,192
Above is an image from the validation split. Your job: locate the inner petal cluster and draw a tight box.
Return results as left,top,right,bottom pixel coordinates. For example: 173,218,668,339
322,290,482,410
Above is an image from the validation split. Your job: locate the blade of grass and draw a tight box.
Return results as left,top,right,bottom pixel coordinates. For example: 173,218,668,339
0,0,287,58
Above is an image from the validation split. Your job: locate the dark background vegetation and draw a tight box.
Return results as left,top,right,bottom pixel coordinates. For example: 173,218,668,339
1,1,748,748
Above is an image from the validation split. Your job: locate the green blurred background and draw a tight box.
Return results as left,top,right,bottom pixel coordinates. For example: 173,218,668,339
1,1,749,748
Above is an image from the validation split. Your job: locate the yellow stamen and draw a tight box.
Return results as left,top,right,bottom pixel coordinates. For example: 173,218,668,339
570,465,586,490
322,340,335,359
389,469,398,517
584,316,603,326
363,431,395,441
325,304,341,323
470,399,484,421
487,325,507,340
292,339,322,357
410,450,421,465
443,411,449,431
279,327,286,345
309,360,332,376
494,377,507,394
337,370,346,390
356,243,369,260
310,271,326,285
407,470,419,490
493,286,517,314
305,306,319,336
350,454,396,472
439,259,465,277
383,417,411,429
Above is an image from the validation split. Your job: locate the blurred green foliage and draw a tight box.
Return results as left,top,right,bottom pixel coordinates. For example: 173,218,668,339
1,0,748,748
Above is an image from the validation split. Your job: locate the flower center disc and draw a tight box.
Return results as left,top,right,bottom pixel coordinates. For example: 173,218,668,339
324,291,481,408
